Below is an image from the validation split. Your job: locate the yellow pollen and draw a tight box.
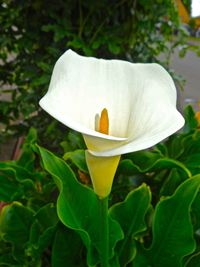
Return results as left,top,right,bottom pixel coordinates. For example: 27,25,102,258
99,108,109,135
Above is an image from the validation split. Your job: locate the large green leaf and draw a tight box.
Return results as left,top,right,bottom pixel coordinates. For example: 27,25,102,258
52,223,86,267
38,145,123,266
184,191,200,267
109,184,151,266
191,191,200,233
144,175,200,267
133,176,200,266
119,150,191,178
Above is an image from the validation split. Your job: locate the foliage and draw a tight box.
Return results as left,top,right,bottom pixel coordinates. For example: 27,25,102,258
182,0,192,15
0,0,187,148
1,106,200,266
0,2,200,265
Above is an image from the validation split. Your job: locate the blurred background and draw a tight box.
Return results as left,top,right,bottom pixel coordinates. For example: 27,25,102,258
170,0,200,108
0,0,200,160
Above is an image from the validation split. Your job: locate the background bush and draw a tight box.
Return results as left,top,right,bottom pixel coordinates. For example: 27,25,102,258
0,0,187,150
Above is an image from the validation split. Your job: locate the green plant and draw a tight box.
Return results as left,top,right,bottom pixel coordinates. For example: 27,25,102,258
1,106,200,266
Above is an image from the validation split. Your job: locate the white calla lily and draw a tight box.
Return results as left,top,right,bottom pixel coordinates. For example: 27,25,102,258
39,49,184,197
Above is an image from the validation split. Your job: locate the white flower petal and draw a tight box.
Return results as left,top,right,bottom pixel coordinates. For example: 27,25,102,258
39,49,184,156
88,108,184,157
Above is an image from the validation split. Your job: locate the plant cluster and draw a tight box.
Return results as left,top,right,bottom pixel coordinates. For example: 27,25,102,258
1,1,200,266
1,106,200,266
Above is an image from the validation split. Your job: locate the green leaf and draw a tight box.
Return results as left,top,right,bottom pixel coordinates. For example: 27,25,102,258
0,253,20,267
0,202,34,262
109,184,151,266
183,105,198,133
38,145,123,266
159,168,185,197
146,175,200,267
52,224,86,267
119,151,191,178
122,151,162,171
164,134,186,159
109,256,121,267
189,191,200,265
171,131,200,163
0,174,23,201
108,42,121,54
63,149,88,173
185,251,200,267
0,162,36,201
130,243,149,267
184,153,200,170
17,127,37,171
60,130,86,153
191,191,200,232
27,203,59,259
0,161,36,185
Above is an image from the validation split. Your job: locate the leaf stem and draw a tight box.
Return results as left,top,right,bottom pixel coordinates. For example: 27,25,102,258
98,196,109,267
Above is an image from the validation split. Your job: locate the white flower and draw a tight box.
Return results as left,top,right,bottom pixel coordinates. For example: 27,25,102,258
39,49,184,197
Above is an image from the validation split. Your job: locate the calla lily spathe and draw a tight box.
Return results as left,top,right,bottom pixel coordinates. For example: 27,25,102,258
39,49,184,197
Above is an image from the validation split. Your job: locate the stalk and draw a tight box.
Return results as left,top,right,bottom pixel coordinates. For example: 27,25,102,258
98,196,109,267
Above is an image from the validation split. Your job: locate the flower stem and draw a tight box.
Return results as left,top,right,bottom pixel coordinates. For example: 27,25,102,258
98,196,109,267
